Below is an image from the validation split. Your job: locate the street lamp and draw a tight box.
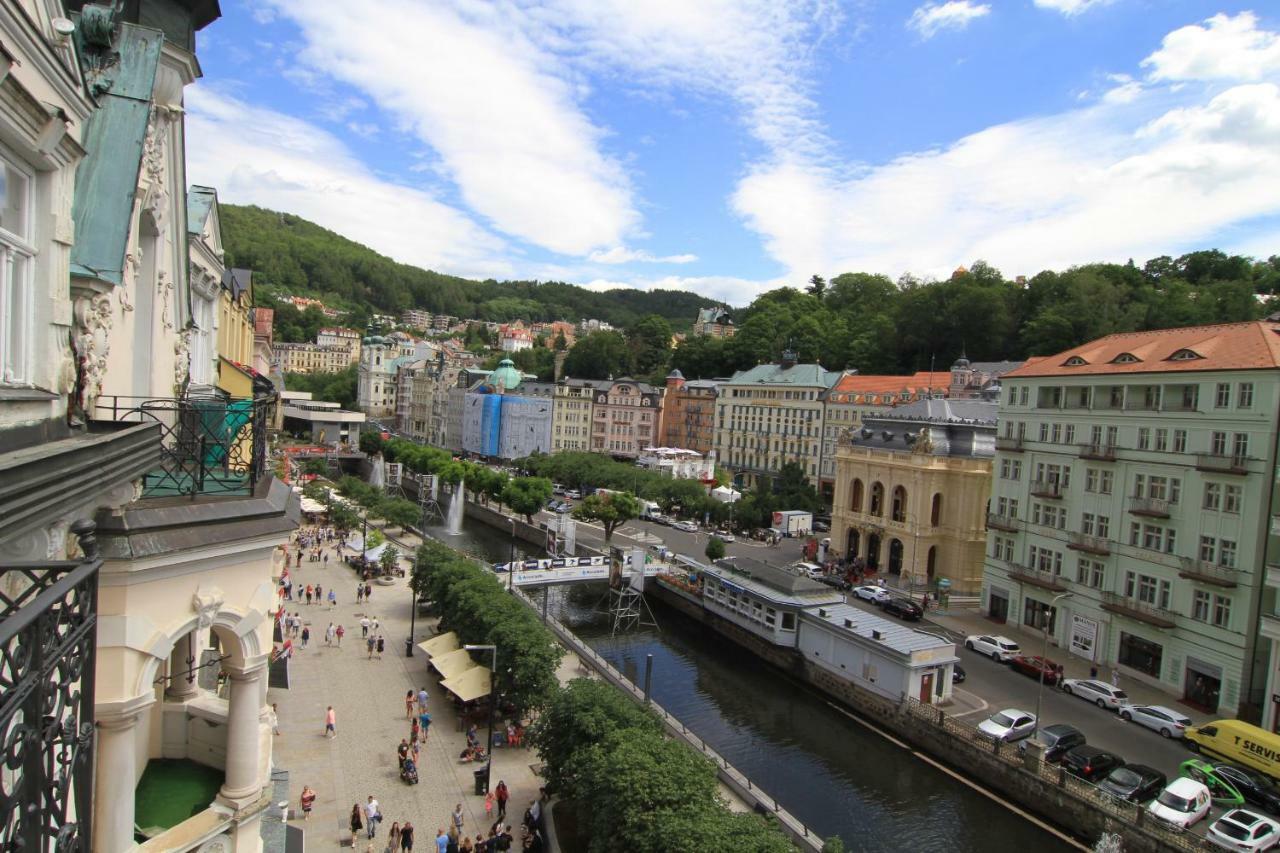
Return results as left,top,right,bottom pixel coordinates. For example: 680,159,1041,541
464,643,498,794
508,516,517,592
1034,591,1073,735
406,549,419,658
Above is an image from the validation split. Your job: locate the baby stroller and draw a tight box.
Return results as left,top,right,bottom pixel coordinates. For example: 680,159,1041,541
400,757,419,785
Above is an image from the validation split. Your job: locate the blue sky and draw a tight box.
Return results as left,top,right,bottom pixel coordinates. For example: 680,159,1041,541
186,1,1280,305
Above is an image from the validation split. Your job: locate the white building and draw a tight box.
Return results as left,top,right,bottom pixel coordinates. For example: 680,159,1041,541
699,558,842,647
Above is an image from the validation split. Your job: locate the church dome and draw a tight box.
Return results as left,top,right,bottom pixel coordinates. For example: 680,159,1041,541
488,358,522,391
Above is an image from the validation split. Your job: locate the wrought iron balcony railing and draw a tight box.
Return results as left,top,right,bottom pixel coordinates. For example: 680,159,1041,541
95,393,272,500
0,520,101,851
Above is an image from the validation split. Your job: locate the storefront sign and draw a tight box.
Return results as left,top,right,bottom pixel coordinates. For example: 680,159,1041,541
1070,614,1098,661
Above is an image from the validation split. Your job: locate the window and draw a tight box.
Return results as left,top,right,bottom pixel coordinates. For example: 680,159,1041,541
1219,540,1237,569
1051,424,1062,444
1077,559,1105,589
0,153,34,385
1106,425,1119,447
1213,595,1231,628
1125,571,1171,608
1212,431,1227,456
1224,485,1242,514
1216,383,1231,408
1081,512,1109,537
996,496,1019,518
1064,424,1075,444
1173,429,1187,453
1240,383,1254,409
1039,423,1049,442
1192,590,1211,622
1118,632,1163,678
1000,459,1022,480
1134,523,1176,553
1199,535,1216,563
1154,428,1168,452
1090,425,1103,446
1019,387,1029,406
1137,427,1151,450
1204,483,1221,511
1234,433,1250,460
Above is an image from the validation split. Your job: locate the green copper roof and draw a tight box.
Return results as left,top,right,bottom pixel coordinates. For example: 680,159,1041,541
488,358,522,392
187,186,217,235
725,361,840,388
69,22,164,286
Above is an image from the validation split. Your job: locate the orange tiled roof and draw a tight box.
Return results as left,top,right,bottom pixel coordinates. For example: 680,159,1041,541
1004,321,1280,378
828,371,949,403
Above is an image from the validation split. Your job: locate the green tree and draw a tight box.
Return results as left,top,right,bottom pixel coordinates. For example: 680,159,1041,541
379,498,421,531
378,545,400,576
807,274,827,300
500,476,554,522
553,330,568,351
573,491,641,542
626,314,674,376
359,430,385,456
704,536,726,562
563,331,632,379
300,458,328,476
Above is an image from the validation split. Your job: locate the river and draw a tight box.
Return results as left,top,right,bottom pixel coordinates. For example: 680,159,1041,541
424,514,1078,853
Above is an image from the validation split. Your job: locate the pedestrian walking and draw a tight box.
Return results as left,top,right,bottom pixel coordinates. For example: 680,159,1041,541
435,828,448,853
452,804,465,835
365,582,372,601
388,822,402,853
410,718,420,746
323,551,329,565
419,710,431,740
1111,668,1120,689
367,635,376,660
301,625,310,649
372,617,380,634
325,706,336,737
1090,664,1099,679
328,588,337,608
495,781,508,821
315,583,323,603
336,624,345,646
376,635,385,658
397,739,410,769
293,613,301,637
365,796,381,839
350,803,364,838
305,585,313,605
361,617,371,638
299,785,316,820
401,822,415,852
325,623,335,646
484,792,494,820
357,583,365,604
418,687,429,714
406,690,416,719
270,703,281,736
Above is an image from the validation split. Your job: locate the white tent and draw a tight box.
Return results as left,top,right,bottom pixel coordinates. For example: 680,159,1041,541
711,485,741,503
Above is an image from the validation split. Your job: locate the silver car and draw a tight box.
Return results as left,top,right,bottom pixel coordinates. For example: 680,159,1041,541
979,709,1037,742
853,585,891,604
1061,679,1130,710
1120,704,1192,738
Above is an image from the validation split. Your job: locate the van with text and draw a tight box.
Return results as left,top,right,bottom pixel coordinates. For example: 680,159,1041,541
1186,719,1280,780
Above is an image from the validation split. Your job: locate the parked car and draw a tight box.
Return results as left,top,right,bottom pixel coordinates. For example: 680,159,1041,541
813,520,831,532
1209,809,1280,851
564,489,581,499
1009,655,1062,685
953,664,966,684
1120,704,1193,739
853,585,891,605
717,532,736,543
673,521,699,533
1019,723,1086,763
882,597,923,621
1060,679,1131,710
1213,764,1280,816
1149,777,1213,828
1184,759,1247,808
964,635,1022,662
1099,764,1168,803
978,709,1037,742
552,483,566,496
818,575,851,592
1061,745,1126,782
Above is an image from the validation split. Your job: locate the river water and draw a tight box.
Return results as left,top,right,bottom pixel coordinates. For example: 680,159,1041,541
425,516,1078,853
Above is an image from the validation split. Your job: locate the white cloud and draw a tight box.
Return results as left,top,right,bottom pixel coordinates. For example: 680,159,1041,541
907,2,991,40
1143,12,1280,83
588,247,698,265
267,0,639,257
1032,0,1113,16
345,121,380,139
185,87,512,280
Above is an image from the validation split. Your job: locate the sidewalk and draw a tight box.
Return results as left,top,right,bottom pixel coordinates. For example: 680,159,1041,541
922,604,1215,726
269,527,544,850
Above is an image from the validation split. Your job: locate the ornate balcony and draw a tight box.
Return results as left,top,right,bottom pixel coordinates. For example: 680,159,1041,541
1067,532,1112,556
1099,592,1177,628
1006,562,1069,593
1030,479,1064,499
1196,453,1249,475
1128,496,1171,518
1077,443,1117,461
995,436,1024,452
1178,558,1240,589
986,512,1021,532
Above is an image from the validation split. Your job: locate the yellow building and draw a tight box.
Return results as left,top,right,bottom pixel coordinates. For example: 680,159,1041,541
553,379,602,451
274,342,355,374
831,398,996,594
217,268,254,392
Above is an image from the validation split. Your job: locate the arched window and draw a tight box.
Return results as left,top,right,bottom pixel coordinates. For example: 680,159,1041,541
870,482,885,517
891,486,907,522
931,493,943,527
850,479,864,513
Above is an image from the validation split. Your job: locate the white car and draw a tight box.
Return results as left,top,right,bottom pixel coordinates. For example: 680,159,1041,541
716,533,736,543
1061,679,1131,711
565,490,581,500
1120,704,1193,739
1149,777,1212,828
853,585,891,605
1208,809,1280,851
673,521,698,533
978,709,1037,742
964,635,1022,662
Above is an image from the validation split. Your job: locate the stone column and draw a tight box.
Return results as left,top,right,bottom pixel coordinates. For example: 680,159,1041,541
166,632,199,700
94,699,151,853
218,659,267,804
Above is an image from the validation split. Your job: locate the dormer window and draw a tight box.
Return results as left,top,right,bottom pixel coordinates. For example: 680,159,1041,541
1168,348,1202,362
1111,352,1141,364
1063,356,1088,367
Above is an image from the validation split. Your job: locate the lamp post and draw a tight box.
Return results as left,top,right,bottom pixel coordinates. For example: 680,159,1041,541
464,643,498,794
406,549,419,657
508,516,516,593
1034,591,1073,735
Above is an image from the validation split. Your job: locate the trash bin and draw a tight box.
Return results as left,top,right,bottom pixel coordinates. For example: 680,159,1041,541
474,766,489,795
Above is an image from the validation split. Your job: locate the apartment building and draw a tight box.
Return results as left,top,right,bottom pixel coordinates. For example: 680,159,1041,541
693,307,735,338
714,352,840,489
657,370,718,454
275,342,356,374
589,379,663,458
983,322,1280,718
402,308,433,329
317,326,361,362
552,378,602,452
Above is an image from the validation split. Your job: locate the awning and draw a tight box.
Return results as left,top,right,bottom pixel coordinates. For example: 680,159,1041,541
416,631,459,657
300,497,326,514
362,543,389,562
431,648,475,681
441,665,491,703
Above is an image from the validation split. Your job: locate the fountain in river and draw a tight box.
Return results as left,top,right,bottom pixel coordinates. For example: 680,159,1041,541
446,485,465,535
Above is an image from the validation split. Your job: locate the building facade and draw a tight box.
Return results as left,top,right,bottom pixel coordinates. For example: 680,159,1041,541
274,341,355,374
316,326,361,363
589,378,663,458
831,398,996,593
693,307,735,338
983,322,1280,718
552,379,600,452
714,352,839,489
461,361,554,459
658,370,717,454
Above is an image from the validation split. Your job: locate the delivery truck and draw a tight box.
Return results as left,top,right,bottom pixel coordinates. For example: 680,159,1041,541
771,510,813,538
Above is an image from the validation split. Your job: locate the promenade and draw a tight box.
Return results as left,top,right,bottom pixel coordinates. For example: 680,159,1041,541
268,527,546,850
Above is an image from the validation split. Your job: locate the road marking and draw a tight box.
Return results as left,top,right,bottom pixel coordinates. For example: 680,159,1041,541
948,689,990,718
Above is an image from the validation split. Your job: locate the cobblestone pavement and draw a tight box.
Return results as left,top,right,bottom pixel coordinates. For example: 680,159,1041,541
268,527,546,850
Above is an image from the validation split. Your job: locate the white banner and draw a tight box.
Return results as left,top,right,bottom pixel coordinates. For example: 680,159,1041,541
1070,614,1098,661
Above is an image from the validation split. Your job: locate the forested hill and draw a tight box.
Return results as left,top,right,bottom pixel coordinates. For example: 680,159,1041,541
219,204,718,330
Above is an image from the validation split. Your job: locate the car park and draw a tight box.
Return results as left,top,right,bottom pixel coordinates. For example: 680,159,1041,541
1149,777,1212,828
853,585,891,605
1008,655,1062,685
1213,765,1280,816
964,635,1022,662
1019,723,1086,763
1099,764,1167,803
1061,745,1126,782
1207,809,1280,851
1119,704,1192,739
978,709,1037,742
882,597,923,621
1060,679,1130,710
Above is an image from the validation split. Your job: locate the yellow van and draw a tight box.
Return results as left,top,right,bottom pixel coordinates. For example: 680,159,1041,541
1186,719,1280,779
